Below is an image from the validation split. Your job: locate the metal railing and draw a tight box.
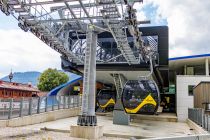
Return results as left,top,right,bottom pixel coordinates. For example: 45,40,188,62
0,95,80,120
188,108,210,131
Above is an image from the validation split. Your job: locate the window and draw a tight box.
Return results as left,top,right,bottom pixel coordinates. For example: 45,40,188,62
187,67,194,75
188,85,195,96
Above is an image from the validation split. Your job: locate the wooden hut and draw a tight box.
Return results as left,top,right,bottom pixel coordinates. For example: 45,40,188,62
193,82,210,110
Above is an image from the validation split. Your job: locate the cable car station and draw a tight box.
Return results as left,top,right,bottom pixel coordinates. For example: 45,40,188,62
2,0,209,139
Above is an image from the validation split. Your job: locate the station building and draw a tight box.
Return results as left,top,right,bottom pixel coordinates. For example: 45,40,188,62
48,53,210,122
48,26,210,122
169,54,210,121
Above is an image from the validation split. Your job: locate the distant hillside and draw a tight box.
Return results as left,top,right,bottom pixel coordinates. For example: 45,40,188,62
1,71,81,86
1,71,41,86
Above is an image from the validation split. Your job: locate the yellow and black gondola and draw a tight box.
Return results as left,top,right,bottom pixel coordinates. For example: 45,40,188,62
97,89,116,112
122,80,160,114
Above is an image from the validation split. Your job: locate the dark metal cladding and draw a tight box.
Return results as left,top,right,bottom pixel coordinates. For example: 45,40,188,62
66,26,169,89
63,26,169,92
69,26,168,65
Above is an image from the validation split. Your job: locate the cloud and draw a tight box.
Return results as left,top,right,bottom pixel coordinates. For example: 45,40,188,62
143,0,210,57
134,3,147,21
0,29,61,78
169,47,192,58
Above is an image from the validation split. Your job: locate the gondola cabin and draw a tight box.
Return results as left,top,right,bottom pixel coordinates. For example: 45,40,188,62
97,89,116,112
122,80,160,114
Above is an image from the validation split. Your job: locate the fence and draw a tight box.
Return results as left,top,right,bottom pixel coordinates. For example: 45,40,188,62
188,108,210,131
0,95,80,120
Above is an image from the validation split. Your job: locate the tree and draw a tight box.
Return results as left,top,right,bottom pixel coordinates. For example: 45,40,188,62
37,68,69,91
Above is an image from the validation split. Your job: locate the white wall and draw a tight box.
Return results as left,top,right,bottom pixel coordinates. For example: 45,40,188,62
176,75,210,122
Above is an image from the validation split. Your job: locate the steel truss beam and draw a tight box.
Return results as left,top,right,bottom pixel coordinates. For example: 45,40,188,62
0,0,152,65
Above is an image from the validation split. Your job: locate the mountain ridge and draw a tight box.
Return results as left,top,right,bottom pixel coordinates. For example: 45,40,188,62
1,71,81,86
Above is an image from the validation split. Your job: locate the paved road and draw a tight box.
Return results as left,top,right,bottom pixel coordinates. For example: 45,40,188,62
0,115,196,140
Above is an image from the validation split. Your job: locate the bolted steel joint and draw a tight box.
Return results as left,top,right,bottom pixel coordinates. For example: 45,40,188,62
77,115,97,126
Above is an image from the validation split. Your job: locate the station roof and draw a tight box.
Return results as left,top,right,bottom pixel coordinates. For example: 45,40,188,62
169,53,210,70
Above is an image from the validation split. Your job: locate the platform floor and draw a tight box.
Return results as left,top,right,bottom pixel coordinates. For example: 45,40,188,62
96,112,178,122
0,115,195,140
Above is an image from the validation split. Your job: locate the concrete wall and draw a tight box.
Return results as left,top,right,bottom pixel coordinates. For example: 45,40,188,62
0,107,80,127
176,75,210,122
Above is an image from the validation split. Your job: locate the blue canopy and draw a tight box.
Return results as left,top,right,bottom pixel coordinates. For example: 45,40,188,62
48,76,82,96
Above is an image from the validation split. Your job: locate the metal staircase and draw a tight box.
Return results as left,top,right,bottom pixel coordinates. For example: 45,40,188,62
111,73,130,125
1,0,83,64
112,73,127,110
99,0,140,65
112,73,127,99
124,0,158,62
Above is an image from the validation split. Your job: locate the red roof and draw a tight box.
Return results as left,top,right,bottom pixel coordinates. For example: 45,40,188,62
0,80,39,92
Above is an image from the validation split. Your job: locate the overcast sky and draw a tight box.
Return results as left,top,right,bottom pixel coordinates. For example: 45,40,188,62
0,0,210,78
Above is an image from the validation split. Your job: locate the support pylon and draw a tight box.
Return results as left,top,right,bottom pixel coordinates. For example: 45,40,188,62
77,25,97,126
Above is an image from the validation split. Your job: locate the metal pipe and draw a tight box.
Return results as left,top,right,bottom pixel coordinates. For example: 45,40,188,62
64,1,84,31
8,98,13,119
78,0,93,25
138,56,153,80
15,0,85,6
29,97,32,115
19,97,23,117
205,58,209,76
